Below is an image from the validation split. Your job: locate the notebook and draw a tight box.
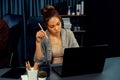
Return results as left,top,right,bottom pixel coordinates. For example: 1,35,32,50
52,45,109,77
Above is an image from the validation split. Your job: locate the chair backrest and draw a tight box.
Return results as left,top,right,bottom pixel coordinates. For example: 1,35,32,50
3,14,22,29
0,19,10,68
2,14,25,67
0,19,9,51
26,16,46,66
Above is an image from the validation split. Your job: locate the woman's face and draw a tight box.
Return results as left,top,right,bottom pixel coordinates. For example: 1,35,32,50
47,16,62,34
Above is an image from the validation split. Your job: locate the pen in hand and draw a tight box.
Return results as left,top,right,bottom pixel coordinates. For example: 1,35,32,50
38,23,48,39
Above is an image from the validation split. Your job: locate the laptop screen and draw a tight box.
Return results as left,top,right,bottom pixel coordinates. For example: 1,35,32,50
52,45,108,77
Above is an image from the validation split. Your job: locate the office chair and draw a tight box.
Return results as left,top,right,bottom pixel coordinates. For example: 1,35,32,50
0,19,10,68
2,14,24,67
26,16,46,66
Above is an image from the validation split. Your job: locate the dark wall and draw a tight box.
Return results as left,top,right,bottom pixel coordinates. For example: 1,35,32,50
85,0,111,46
110,0,120,55
84,0,120,57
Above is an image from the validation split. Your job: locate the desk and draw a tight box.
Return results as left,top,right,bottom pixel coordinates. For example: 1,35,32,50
0,57,120,80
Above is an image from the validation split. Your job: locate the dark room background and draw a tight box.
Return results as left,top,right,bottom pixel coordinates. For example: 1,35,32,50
0,0,116,67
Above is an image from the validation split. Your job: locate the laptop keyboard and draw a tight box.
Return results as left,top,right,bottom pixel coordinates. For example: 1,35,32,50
52,66,62,75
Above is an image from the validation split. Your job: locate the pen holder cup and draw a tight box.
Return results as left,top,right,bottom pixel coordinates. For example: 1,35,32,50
27,67,38,80
39,64,50,77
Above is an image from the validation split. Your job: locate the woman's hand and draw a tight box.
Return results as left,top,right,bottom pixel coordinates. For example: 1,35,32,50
33,62,40,70
36,30,46,43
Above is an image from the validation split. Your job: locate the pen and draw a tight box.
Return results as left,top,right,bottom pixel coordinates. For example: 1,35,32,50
25,61,31,70
38,23,48,38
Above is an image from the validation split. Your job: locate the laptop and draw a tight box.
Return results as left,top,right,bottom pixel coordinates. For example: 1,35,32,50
52,44,109,77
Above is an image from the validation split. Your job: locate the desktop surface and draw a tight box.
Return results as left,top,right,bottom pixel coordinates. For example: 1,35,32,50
0,57,120,80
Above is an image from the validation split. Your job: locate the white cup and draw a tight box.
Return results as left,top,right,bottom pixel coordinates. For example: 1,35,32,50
27,67,38,80
38,77,46,80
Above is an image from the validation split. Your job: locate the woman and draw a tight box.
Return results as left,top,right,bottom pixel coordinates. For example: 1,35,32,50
34,5,79,64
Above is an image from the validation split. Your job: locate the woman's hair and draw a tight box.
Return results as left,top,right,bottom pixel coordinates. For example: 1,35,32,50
41,5,62,26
